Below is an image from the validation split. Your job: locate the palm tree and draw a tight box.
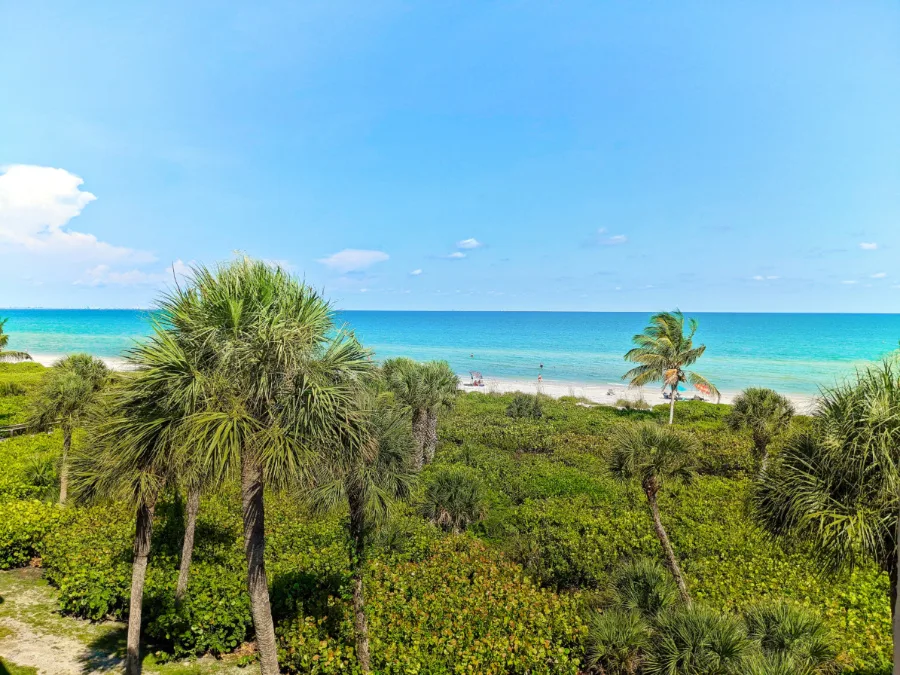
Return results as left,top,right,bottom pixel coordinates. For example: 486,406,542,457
30,353,110,503
609,422,697,604
623,310,719,424
727,388,795,474
70,377,178,675
384,358,458,468
0,317,31,362
752,359,900,675
307,390,416,671
162,258,372,675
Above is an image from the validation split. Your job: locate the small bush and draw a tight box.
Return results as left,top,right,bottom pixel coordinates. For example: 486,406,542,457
609,558,679,620
507,393,543,419
0,499,62,568
420,465,487,532
645,605,749,675
743,601,838,672
584,608,651,675
494,422,554,453
0,382,26,397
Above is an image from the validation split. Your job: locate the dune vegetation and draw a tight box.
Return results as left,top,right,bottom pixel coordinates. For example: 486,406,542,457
0,262,896,675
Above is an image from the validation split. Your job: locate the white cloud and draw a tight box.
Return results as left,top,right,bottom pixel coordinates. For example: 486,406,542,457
752,275,765,281
457,238,483,249
859,242,878,250
751,275,778,281
75,259,192,287
593,228,628,246
0,164,155,263
317,249,389,273
841,280,858,285
446,252,466,259
410,269,423,276
871,272,887,279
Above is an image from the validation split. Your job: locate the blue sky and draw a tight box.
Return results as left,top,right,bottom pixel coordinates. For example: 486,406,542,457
1,1,898,311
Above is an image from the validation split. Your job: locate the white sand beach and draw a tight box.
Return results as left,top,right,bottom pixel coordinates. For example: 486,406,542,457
458,376,818,414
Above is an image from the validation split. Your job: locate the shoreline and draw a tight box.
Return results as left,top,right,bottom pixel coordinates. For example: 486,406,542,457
22,354,818,414
458,375,818,414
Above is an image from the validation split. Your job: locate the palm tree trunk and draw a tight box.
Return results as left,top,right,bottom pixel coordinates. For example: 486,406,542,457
125,496,156,675
348,491,371,672
668,385,676,425
757,438,770,475
424,409,438,465
411,408,427,471
59,427,71,504
893,511,900,675
645,486,691,605
175,484,201,603
241,454,279,675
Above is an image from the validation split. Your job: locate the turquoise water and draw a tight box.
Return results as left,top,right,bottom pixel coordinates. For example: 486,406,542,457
2,309,899,395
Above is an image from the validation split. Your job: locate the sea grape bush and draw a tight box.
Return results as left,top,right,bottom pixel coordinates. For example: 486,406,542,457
0,499,61,568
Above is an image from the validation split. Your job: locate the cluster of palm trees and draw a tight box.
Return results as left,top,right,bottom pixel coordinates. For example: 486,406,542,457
25,259,458,675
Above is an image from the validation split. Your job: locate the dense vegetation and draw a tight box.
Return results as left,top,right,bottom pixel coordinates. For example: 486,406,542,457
0,361,893,673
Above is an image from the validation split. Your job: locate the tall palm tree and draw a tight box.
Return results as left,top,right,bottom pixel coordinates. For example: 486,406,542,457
422,360,458,464
609,422,697,604
752,359,900,675
727,387,795,474
70,376,179,675
307,390,416,671
623,310,719,424
383,358,458,468
30,353,110,503
163,258,372,675
0,317,31,362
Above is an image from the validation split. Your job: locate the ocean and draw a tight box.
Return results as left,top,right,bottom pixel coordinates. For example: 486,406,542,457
2,309,899,395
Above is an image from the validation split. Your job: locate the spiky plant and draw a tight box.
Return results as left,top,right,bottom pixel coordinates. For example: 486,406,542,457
743,601,837,673
727,388,795,473
609,557,680,620
0,317,31,362
751,359,900,674
584,609,652,675
645,605,750,675
30,353,110,503
420,464,486,533
507,392,543,419
623,310,719,424
609,423,697,604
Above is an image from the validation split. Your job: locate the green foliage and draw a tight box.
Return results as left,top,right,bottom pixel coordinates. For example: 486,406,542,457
0,362,45,425
584,608,652,675
0,381,26,397
507,392,543,419
645,605,750,675
610,557,680,619
617,398,651,411
0,499,62,568
743,601,838,672
0,430,60,499
419,464,487,532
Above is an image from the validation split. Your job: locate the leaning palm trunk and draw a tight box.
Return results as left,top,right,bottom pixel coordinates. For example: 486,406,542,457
125,495,156,675
668,385,676,425
175,484,201,602
348,490,371,672
644,480,691,605
755,436,770,475
411,408,428,470
424,409,438,465
241,455,279,675
59,427,72,504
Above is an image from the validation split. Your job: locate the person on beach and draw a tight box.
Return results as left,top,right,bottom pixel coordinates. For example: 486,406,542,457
537,374,543,384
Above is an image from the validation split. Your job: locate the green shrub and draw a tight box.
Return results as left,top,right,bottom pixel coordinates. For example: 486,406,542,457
494,422,554,453
0,499,62,568
0,382,26,397
584,608,651,675
743,601,838,672
645,605,750,675
616,398,651,411
279,536,586,674
609,557,679,619
507,393,543,419
420,465,487,532
0,431,60,499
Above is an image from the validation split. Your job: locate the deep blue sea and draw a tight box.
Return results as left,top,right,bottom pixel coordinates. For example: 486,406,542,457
2,309,899,395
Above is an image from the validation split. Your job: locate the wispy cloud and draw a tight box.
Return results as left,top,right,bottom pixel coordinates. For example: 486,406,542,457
0,164,155,263
752,275,780,281
585,228,628,247
457,238,483,249
859,242,878,250
317,249,389,273
409,268,423,276
445,252,466,259
841,280,858,285
75,259,192,287
871,272,887,278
